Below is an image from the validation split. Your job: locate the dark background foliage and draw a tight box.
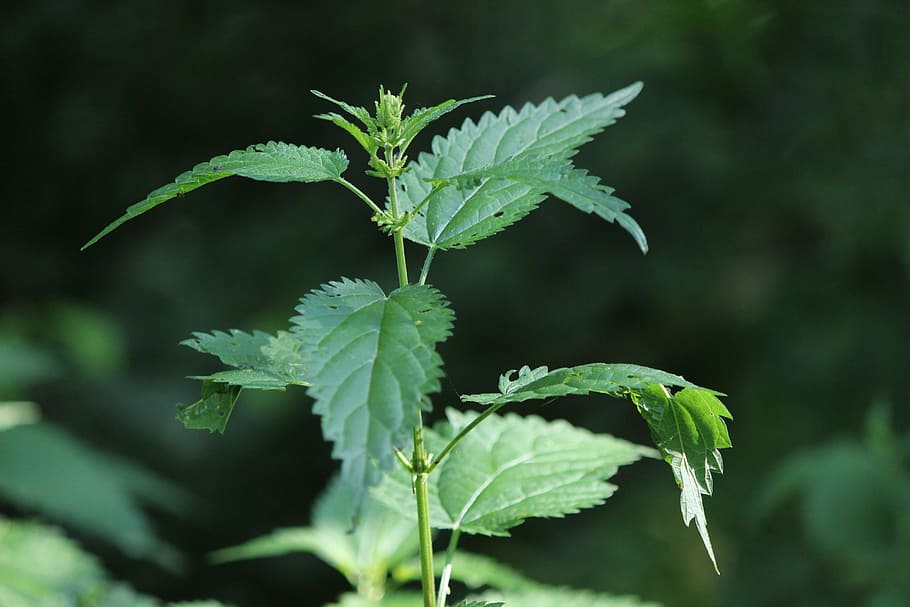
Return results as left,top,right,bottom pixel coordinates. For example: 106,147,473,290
2,1,909,605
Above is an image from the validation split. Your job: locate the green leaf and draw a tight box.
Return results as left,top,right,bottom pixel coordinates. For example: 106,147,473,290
312,90,377,130
176,381,240,434
427,159,647,253
453,602,504,607
212,477,418,599
292,279,454,511
181,329,309,390
0,423,187,569
82,142,348,249
472,587,661,607
398,95,494,153
373,409,652,536
631,385,731,572
524,168,648,253
396,83,643,250
0,516,165,607
462,363,699,407
462,363,731,572
0,516,230,607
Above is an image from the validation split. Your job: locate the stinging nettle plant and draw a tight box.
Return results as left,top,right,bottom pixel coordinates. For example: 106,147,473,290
84,83,733,607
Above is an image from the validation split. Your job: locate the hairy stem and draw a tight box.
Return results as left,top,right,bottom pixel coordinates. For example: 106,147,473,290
436,528,461,607
387,174,410,287
413,424,436,607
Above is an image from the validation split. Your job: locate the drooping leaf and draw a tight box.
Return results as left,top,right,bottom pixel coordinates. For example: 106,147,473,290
396,83,643,250
373,409,652,536
631,384,731,572
82,142,348,249
462,363,731,572
524,168,648,253
176,381,241,434
471,587,661,607
452,602,504,607
292,278,454,511
212,477,418,599
181,329,308,390
0,423,187,569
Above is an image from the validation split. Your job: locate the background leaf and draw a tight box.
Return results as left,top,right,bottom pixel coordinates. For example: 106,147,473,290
211,476,418,599
0,423,188,569
0,516,229,607
82,142,349,249
292,279,454,510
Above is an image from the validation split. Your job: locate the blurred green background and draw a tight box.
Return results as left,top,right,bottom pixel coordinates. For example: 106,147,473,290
2,0,909,605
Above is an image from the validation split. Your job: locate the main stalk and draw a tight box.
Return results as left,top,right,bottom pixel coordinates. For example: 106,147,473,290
413,425,436,607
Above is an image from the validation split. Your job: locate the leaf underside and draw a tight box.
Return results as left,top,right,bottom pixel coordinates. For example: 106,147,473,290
462,363,731,572
396,83,645,251
373,408,652,536
181,329,309,391
175,381,240,435
292,278,454,513
82,142,348,249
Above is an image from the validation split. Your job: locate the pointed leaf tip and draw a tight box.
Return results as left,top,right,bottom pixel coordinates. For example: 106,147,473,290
82,143,347,249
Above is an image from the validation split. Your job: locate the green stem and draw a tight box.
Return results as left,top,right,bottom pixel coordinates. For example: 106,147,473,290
418,247,437,285
436,528,461,607
335,177,384,215
427,400,511,474
413,424,436,607
393,230,409,287
387,173,410,287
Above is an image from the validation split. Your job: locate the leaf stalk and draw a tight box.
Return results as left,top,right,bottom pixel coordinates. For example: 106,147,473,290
436,528,461,607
